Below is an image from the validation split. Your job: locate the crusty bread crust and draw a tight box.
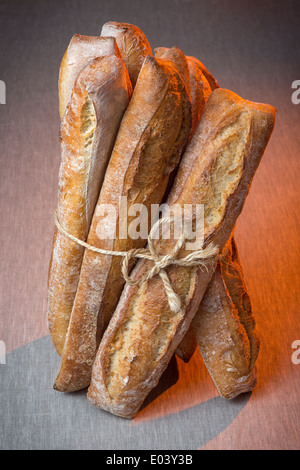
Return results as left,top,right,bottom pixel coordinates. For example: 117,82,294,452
186,55,220,91
193,261,257,399
186,56,212,137
174,322,198,362
87,88,276,418
175,54,212,362
219,236,260,372
53,56,192,392
191,236,259,398
176,235,260,380
47,56,132,356
101,22,153,87
155,47,191,100
58,35,121,119
154,47,193,202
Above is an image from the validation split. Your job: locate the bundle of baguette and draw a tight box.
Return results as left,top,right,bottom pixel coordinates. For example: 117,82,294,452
47,21,276,418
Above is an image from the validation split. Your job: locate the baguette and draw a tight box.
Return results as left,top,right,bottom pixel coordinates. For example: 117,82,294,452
173,54,213,362
47,56,132,356
175,58,254,367
192,247,259,399
100,21,153,87
53,55,192,392
178,234,260,394
58,34,121,119
176,234,260,371
87,88,276,418
217,236,260,372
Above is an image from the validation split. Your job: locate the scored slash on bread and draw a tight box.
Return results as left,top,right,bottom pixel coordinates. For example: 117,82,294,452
53,55,192,393
58,34,122,119
189,55,220,92
100,21,153,87
87,88,276,418
155,46,192,101
47,55,132,356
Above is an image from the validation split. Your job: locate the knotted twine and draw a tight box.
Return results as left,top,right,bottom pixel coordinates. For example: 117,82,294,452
54,210,219,314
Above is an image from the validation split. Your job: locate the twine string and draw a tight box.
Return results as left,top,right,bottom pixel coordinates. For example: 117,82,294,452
54,210,219,313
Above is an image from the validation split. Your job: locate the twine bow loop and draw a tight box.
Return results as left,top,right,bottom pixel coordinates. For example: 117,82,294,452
54,211,219,314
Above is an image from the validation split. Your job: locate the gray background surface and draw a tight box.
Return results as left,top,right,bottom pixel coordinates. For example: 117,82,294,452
0,336,250,450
